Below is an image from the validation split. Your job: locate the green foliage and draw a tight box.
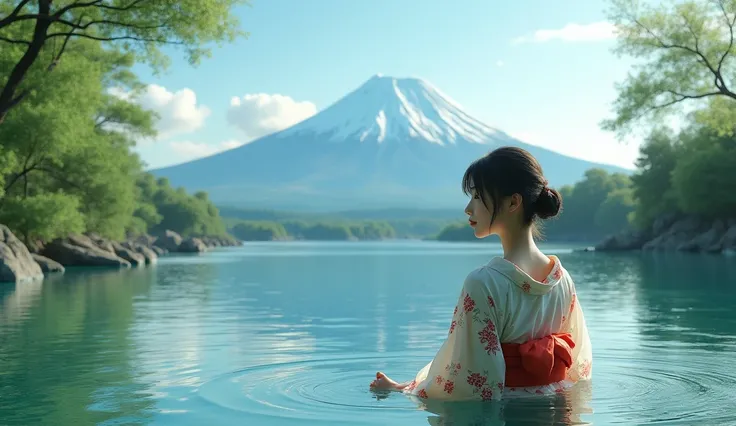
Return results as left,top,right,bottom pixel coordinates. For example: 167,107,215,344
628,128,681,227
133,176,228,238
625,122,736,228
0,27,232,243
230,221,288,241
594,187,637,235
0,0,248,122
434,223,470,242
670,127,736,217
225,218,398,241
603,0,736,137
0,192,85,243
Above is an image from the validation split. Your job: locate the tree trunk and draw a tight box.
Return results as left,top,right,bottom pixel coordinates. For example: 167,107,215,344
0,0,52,125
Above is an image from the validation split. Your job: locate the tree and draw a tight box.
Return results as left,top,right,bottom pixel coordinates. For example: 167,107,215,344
0,37,154,241
603,0,736,137
594,187,636,235
670,126,736,216
628,128,681,227
0,0,247,124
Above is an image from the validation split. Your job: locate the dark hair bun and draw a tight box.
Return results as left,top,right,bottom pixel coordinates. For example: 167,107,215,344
535,188,562,220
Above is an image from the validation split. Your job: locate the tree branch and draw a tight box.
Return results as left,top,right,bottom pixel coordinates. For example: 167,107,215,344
629,13,736,99
48,15,84,72
55,17,169,32
0,0,33,30
47,31,182,45
0,35,31,45
54,0,149,18
715,0,736,76
36,167,85,191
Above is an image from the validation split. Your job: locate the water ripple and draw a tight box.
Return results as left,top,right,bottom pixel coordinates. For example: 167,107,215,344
192,349,736,425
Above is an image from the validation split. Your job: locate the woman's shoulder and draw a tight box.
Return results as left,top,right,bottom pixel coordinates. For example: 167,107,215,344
462,263,509,296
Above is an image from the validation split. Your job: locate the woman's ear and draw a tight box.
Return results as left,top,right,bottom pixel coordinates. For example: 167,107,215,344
507,193,523,213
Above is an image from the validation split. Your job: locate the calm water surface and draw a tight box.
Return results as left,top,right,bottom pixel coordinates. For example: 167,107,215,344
1,241,735,425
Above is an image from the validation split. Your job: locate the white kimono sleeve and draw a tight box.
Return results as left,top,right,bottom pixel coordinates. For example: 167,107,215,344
564,293,593,382
404,274,506,401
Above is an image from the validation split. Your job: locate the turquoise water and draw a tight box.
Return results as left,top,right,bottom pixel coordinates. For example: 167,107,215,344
1,241,735,425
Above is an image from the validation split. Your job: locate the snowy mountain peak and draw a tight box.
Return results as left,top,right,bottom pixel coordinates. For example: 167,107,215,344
280,75,502,145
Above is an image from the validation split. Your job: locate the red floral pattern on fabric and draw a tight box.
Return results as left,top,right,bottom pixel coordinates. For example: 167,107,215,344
522,282,531,293
478,319,500,355
467,372,487,389
463,294,476,312
553,267,562,280
481,387,493,401
580,359,592,378
449,320,457,334
417,389,428,399
487,296,495,308
444,380,455,394
435,375,444,385
570,294,577,315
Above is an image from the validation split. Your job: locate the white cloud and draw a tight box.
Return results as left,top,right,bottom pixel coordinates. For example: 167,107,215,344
227,93,317,141
110,84,210,140
513,22,617,44
169,139,246,162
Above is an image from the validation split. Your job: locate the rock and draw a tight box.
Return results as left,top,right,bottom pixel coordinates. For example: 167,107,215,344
111,241,146,266
26,239,44,254
679,220,726,252
122,241,158,265
642,217,708,251
31,254,65,274
718,224,736,252
595,228,650,251
179,237,207,253
40,236,131,268
155,230,182,252
91,237,115,254
130,234,156,247
151,245,166,256
652,212,680,236
0,225,44,283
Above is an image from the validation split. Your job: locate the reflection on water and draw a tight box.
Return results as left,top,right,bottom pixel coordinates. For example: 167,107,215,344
0,242,735,425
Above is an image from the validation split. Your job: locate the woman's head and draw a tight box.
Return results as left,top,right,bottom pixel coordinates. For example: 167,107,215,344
462,146,562,239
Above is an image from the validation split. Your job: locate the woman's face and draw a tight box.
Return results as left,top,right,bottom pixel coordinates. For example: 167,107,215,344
464,184,493,239
464,181,523,239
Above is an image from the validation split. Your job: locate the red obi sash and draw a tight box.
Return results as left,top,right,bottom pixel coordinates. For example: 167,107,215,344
501,333,575,387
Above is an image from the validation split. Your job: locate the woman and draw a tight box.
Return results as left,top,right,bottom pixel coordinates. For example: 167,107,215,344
369,146,592,401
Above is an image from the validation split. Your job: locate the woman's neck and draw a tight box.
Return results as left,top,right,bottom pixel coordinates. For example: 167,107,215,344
499,226,551,280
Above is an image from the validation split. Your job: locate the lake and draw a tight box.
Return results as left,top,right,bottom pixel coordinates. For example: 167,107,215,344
1,241,735,425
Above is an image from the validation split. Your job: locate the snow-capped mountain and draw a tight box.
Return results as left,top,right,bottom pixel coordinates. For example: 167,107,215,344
152,75,630,211
278,74,501,145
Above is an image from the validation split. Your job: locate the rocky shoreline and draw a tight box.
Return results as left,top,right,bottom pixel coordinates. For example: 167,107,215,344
594,214,736,254
0,226,242,283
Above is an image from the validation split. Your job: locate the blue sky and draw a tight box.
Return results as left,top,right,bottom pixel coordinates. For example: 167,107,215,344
132,0,643,170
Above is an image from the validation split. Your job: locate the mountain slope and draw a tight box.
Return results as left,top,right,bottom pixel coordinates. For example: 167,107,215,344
151,75,632,211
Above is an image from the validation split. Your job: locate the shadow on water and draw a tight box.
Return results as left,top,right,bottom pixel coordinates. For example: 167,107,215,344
418,383,594,426
0,267,159,425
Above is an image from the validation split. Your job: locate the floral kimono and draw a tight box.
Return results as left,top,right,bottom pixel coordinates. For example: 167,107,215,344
404,255,592,401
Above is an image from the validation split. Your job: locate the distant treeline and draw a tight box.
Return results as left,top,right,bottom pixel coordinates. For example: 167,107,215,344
220,168,635,242
226,220,396,241
220,207,458,241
